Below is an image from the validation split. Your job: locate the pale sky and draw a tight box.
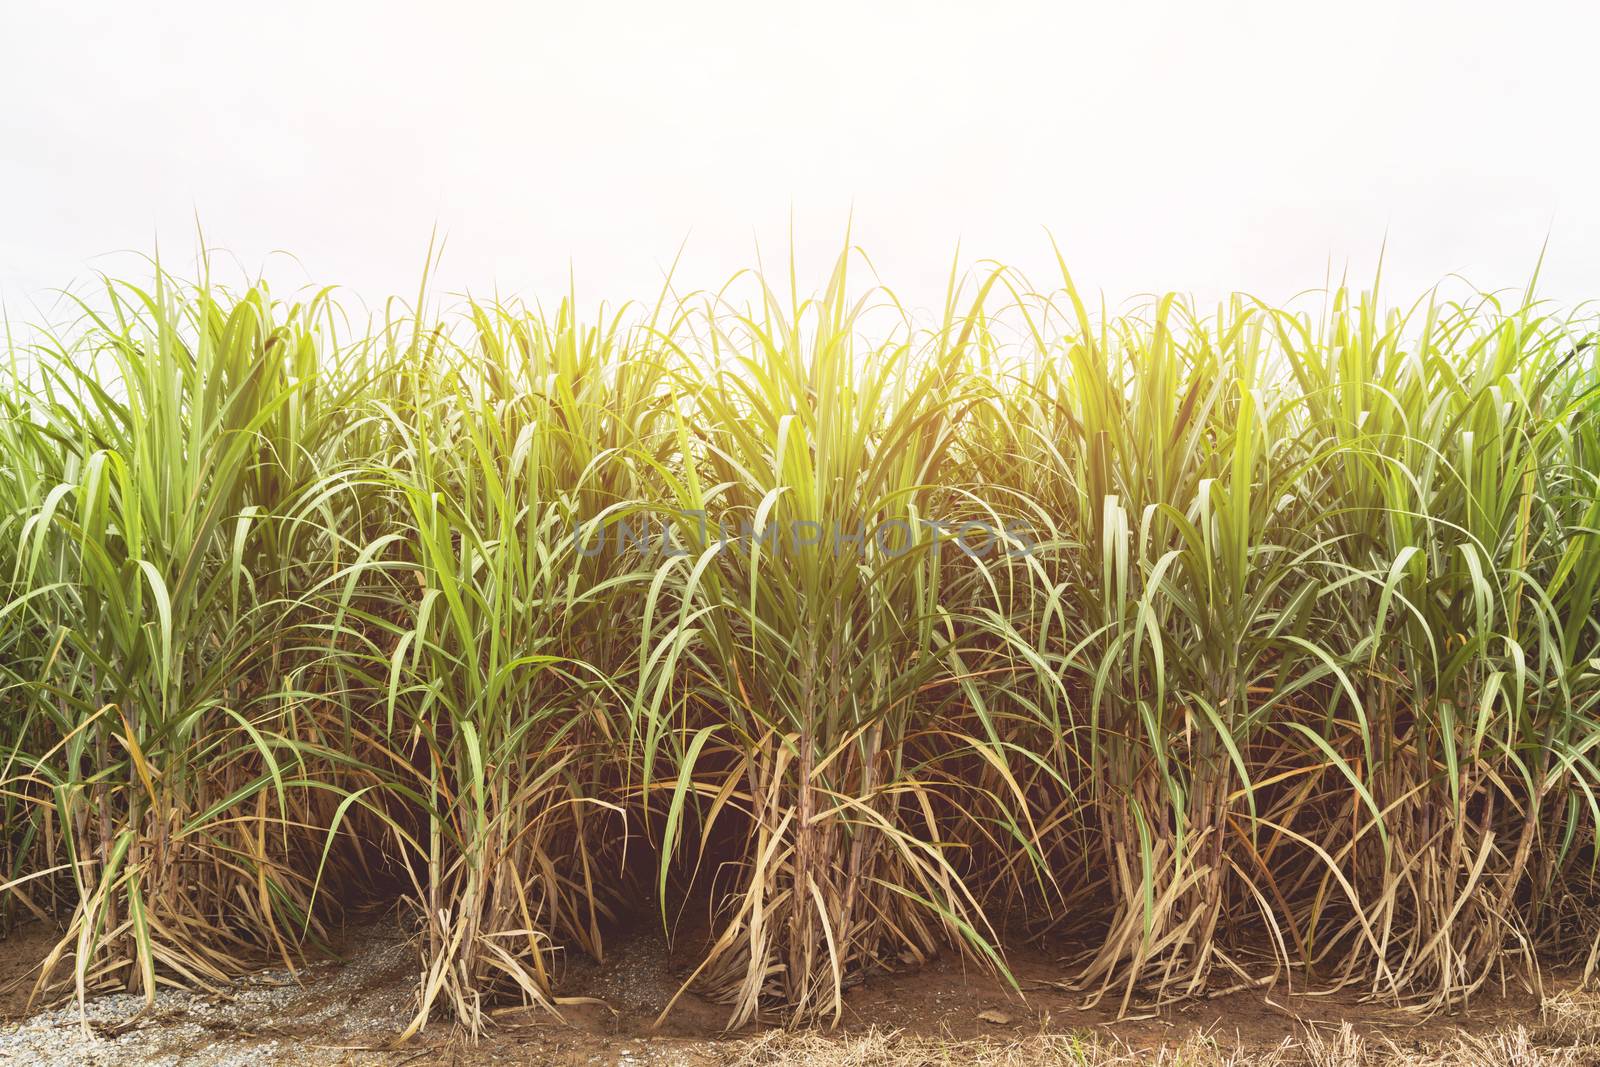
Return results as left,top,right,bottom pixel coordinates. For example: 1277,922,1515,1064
3,0,1597,319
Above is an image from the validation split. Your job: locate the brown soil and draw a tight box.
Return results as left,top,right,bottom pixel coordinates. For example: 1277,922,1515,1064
0,922,57,1019
0,913,1577,1066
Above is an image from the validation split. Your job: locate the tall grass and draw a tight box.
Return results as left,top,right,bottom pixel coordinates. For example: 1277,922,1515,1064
1,248,1597,1034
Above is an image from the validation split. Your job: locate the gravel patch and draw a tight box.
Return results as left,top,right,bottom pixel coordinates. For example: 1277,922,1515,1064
0,927,414,1066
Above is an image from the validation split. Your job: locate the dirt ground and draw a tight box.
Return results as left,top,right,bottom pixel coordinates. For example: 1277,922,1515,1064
0,914,1595,1066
